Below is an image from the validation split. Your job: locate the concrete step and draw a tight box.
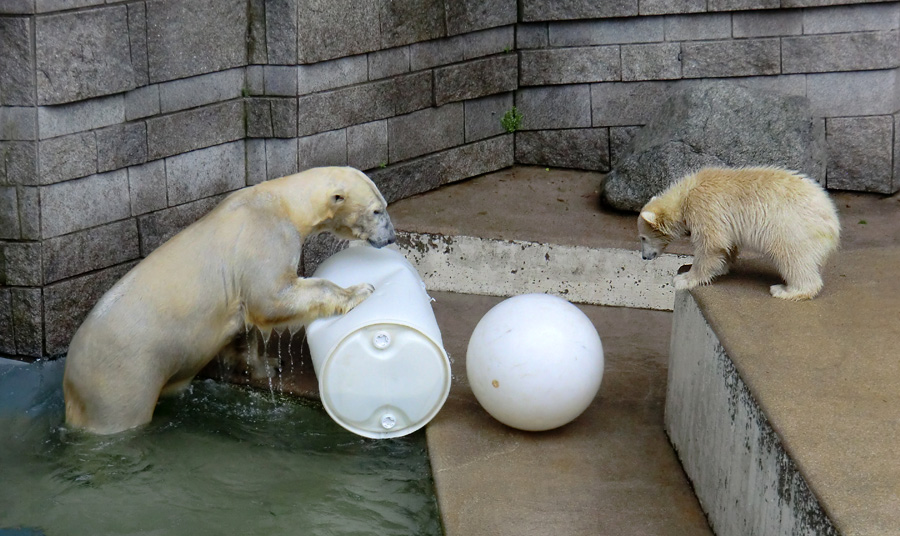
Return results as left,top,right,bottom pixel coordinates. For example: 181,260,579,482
389,166,691,311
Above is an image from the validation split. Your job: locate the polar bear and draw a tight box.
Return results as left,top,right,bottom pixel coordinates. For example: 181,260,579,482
64,166,396,434
637,166,840,300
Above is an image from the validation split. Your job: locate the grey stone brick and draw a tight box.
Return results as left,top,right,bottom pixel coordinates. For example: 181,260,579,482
1,141,38,186
549,17,662,46
591,80,679,126
895,113,900,194
610,125,642,168
520,46,620,86
146,100,244,160
379,0,445,49
298,129,347,171
517,23,549,49
297,55,368,96
733,10,803,38
347,120,388,171
434,55,518,106
826,116,893,193
640,0,706,15
0,186,19,238
38,131,97,184
446,0,516,36
246,65,265,95
265,0,298,64
0,1,34,15
368,47,410,81
44,262,134,356
43,219,138,284
0,16,35,106
807,70,897,117
137,194,223,254
96,122,147,173
462,26,515,61
409,34,464,71
34,0,104,12
516,85,592,130
0,288,12,355
265,138,298,180
158,69,245,113
146,0,247,83
783,31,900,74
128,159,167,216
16,186,38,239
245,138,267,185
247,0,266,64
11,287,41,357
803,3,900,33
248,98,298,139
520,0,637,22
35,6,135,105
37,94,124,139
370,135,513,203
708,0,778,10
125,85,160,121
682,38,781,78
264,66,298,97
40,169,129,238
516,128,609,171
392,71,434,115
663,13,731,41
297,79,395,137
465,92,513,142
297,0,380,64
127,1,149,86
1,106,37,141
622,43,681,81
165,141,244,206
388,103,464,162
1,240,41,286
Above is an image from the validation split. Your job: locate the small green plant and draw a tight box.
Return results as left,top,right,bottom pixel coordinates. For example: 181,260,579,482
378,161,388,169
500,107,524,133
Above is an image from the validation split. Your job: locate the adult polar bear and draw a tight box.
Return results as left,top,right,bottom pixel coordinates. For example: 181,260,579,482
64,167,396,435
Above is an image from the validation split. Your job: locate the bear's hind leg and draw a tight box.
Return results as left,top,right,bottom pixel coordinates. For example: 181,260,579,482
770,256,824,301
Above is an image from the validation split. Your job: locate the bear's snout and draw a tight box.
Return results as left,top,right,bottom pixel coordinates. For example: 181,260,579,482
642,251,658,261
367,214,396,248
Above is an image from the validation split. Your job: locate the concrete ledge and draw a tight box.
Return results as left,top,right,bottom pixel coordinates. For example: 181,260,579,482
396,231,688,310
666,248,900,536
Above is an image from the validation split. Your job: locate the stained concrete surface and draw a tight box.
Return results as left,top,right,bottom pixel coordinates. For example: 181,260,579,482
688,248,900,536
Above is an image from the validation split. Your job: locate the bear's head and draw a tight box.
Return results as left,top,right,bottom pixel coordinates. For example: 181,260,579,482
317,167,396,248
637,196,683,261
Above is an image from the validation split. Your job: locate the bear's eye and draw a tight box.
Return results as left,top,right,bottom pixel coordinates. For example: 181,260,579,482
373,209,383,215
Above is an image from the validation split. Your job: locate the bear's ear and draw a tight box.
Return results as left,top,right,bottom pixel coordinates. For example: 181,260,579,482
640,210,658,227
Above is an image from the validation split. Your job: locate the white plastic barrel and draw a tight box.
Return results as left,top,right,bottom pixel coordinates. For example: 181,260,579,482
305,245,451,439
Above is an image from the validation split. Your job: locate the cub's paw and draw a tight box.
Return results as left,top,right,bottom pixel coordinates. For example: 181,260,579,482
674,273,699,291
770,284,814,301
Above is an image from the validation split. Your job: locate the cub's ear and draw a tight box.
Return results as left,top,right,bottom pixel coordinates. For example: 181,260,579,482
640,210,658,227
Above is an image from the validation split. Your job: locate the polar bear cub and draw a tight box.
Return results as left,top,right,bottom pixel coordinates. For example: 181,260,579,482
637,166,840,300
64,166,395,434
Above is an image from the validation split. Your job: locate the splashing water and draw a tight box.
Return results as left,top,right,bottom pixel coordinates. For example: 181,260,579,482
0,359,441,536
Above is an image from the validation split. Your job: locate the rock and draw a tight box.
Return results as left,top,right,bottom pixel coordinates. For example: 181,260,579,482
601,83,826,212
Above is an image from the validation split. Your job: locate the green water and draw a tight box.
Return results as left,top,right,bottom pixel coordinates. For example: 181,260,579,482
0,359,442,536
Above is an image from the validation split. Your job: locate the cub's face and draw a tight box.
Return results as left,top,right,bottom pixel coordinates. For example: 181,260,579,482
637,210,670,261
328,170,396,248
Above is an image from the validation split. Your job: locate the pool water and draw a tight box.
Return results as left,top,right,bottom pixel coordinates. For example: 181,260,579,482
0,359,442,536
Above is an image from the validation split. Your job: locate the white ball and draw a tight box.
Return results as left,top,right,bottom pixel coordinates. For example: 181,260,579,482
466,294,604,432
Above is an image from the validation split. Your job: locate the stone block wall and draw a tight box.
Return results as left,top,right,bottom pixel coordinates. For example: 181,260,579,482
1,0,898,358
516,0,900,192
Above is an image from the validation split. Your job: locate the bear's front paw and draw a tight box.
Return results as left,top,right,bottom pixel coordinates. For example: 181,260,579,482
345,283,375,310
673,273,699,290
